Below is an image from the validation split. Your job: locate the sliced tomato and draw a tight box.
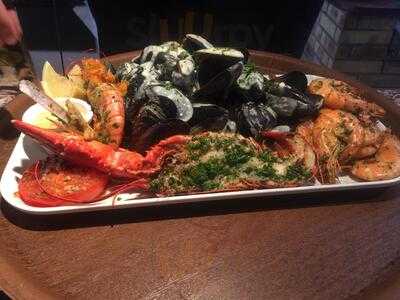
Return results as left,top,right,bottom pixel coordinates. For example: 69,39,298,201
19,159,109,207
19,165,67,207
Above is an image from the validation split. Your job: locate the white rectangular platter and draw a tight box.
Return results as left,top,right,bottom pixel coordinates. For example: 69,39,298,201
1,75,400,215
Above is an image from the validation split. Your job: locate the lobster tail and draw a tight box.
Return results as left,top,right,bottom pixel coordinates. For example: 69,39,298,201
12,120,189,179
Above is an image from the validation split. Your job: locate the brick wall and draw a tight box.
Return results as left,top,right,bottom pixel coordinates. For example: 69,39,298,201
302,1,346,68
302,0,400,88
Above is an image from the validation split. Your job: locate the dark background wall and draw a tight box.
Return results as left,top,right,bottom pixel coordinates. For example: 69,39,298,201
17,0,324,57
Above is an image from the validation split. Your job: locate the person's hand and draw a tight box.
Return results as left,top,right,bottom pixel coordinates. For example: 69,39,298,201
0,0,22,47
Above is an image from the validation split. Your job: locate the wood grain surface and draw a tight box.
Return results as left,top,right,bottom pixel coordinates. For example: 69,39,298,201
1,51,400,299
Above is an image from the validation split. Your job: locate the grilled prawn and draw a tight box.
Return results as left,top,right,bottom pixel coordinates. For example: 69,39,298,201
81,58,127,148
308,78,385,117
351,134,400,181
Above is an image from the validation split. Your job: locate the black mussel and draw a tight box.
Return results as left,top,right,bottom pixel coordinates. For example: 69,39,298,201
116,61,160,101
194,47,244,65
286,88,322,116
176,57,195,77
193,61,244,104
116,62,145,98
155,52,178,71
189,103,229,133
182,34,213,53
146,84,193,121
236,66,265,102
265,92,298,118
138,41,185,65
264,79,321,117
133,119,190,154
273,71,308,93
171,57,196,94
236,102,277,137
194,47,245,86
115,61,142,83
128,95,182,150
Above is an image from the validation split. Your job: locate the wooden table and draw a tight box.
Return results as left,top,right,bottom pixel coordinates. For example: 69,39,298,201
1,51,400,299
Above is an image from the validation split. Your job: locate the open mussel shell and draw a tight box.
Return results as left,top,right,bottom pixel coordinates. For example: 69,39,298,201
194,47,244,64
193,61,244,104
265,80,322,117
194,47,245,85
128,94,185,149
286,88,323,116
182,34,213,53
273,71,308,93
236,102,277,137
133,119,190,154
189,103,230,133
147,84,193,122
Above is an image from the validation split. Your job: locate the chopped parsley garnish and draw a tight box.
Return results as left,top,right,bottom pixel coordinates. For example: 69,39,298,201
151,134,312,194
259,150,278,163
256,163,277,179
284,164,311,181
225,144,252,166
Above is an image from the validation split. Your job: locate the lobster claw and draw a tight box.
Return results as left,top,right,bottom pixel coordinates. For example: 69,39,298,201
12,120,189,179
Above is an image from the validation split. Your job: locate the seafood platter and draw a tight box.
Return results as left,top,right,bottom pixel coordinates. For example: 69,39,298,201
1,34,399,214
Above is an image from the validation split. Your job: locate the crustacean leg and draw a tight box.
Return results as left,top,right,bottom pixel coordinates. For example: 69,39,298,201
12,120,189,179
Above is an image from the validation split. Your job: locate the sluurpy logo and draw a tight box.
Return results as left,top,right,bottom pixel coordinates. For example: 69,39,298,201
125,12,274,50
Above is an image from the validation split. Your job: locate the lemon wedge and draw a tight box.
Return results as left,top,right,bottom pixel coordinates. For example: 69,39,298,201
41,61,85,99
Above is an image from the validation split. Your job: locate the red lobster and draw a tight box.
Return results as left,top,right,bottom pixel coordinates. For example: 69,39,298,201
13,120,189,179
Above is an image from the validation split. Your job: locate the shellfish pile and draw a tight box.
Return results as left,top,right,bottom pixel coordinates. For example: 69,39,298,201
115,34,324,153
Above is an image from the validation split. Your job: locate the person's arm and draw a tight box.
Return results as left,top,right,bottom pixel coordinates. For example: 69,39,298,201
0,0,22,46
